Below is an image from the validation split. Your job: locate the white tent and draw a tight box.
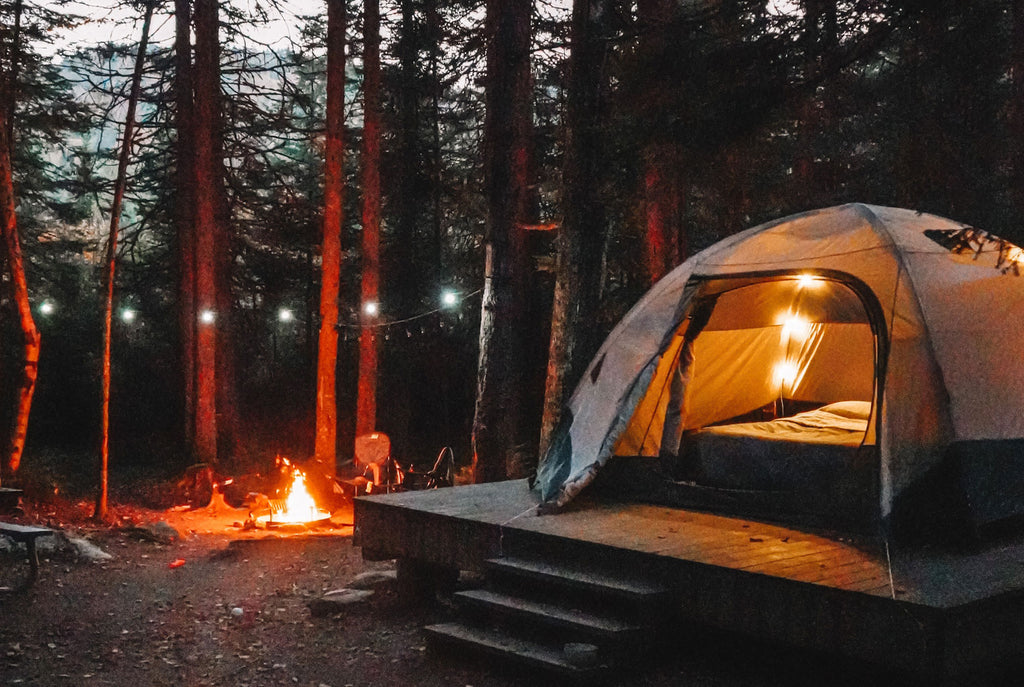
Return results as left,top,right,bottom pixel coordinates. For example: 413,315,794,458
535,204,1024,536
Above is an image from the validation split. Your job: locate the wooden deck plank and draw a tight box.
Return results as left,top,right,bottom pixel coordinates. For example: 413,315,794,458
691,539,831,568
747,545,854,571
788,557,886,587
739,544,847,573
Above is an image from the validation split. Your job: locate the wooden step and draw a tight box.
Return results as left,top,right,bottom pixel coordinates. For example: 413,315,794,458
424,621,606,678
455,588,642,643
487,556,668,604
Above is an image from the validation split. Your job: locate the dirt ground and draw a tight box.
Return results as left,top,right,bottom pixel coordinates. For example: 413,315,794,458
0,498,996,687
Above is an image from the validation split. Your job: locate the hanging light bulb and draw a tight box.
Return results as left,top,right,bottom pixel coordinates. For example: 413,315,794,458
774,360,799,390
796,273,822,289
781,314,810,342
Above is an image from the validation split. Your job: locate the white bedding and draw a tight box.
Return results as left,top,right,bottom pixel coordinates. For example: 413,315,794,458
695,401,870,447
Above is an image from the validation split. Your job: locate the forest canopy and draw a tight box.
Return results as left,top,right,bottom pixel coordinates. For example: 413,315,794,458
1,0,1022,498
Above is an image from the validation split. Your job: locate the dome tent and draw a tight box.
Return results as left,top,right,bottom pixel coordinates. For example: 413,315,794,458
535,204,1024,537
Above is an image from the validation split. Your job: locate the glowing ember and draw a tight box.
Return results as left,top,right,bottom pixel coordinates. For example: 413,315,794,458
255,459,331,526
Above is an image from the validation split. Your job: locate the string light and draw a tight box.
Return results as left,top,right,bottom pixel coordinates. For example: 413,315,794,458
199,309,215,324
441,289,458,307
341,288,482,331
120,308,137,323
363,301,379,317
39,301,55,316
278,308,294,323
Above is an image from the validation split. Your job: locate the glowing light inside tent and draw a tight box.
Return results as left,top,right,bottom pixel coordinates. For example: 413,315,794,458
781,315,811,343
199,309,216,324
797,273,822,288
774,360,799,390
121,308,137,323
363,301,379,316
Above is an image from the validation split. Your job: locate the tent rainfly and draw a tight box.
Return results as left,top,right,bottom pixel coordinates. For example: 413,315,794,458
535,204,1024,538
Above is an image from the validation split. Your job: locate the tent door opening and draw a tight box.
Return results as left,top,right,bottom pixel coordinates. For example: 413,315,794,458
604,272,883,530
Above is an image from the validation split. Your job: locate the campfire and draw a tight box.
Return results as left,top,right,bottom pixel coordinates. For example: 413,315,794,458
250,458,332,527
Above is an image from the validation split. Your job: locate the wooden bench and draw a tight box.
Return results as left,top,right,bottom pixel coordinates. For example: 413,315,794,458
0,522,54,584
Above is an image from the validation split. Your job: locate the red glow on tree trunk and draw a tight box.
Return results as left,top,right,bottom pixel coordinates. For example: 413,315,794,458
356,0,382,440
314,0,347,473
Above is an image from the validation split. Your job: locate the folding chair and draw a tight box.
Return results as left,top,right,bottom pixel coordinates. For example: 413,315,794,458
343,432,400,495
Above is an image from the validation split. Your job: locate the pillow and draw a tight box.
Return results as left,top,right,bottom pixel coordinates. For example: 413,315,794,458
818,400,872,421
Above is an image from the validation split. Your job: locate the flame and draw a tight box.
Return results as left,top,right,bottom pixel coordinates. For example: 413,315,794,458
278,469,330,523
256,458,331,525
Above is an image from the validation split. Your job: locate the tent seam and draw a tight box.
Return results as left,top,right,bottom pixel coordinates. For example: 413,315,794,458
699,243,891,267
860,205,955,425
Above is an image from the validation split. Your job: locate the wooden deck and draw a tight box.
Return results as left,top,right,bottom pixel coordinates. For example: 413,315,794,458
354,479,1024,677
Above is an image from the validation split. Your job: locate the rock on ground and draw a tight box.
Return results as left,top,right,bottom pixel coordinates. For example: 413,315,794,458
308,588,375,617
348,569,397,589
65,535,114,562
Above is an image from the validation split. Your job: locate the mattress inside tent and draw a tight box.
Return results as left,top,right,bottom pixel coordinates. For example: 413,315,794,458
682,401,871,492
599,398,878,528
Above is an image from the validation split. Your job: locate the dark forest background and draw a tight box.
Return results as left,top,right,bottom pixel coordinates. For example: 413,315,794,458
2,0,1024,499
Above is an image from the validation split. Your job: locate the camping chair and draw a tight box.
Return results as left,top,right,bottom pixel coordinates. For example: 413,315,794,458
342,432,402,495
400,446,455,491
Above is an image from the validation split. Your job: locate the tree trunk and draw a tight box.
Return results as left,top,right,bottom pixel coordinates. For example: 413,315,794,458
192,0,221,464
356,0,381,439
175,0,196,449
0,105,38,482
642,143,683,283
0,0,38,481
538,0,611,457
425,0,443,284
211,17,236,467
393,0,422,312
97,0,155,520
795,0,823,205
314,0,346,472
637,0,684,284
1012,0,1024,217
472,0,533,483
